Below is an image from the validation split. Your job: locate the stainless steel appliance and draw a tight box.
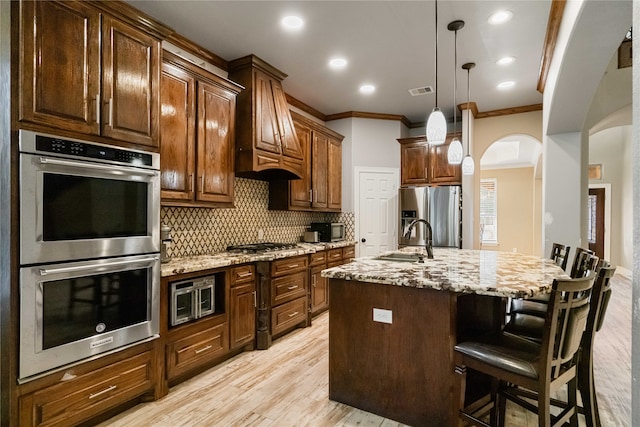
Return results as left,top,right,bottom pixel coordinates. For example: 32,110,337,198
170,275,215,326
303,231,319,243
399,186,461,248
160,224,173,263
309,222,345,242
19,130,160,265
19,254,160,380
18,130,161,382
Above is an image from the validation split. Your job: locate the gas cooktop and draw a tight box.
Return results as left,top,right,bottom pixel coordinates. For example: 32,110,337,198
226,242,299,254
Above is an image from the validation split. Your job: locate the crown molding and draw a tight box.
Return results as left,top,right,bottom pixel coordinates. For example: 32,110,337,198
476,104,543,119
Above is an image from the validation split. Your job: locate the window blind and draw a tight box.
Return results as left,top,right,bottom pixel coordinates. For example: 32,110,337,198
480,179,497,243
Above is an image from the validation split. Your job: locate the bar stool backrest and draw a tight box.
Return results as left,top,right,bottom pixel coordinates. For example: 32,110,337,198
549,243,571,270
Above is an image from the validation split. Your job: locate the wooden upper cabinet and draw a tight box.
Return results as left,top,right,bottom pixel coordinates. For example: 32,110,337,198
398,134,461,186
160,52,242,207
19,1,101,135
160,62,196,201
197,81,236,204
269,111,343,212
19,0,167,148
101,16,160,147
228,55,304,180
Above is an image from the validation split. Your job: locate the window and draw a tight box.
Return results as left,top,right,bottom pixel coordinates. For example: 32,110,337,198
587,194,597,243
480,179,498,244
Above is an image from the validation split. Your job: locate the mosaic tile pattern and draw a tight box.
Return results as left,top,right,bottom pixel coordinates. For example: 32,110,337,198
161,178,355,257
322,247,571,299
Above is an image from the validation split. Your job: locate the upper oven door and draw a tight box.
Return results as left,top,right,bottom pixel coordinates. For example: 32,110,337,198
20,151,160,265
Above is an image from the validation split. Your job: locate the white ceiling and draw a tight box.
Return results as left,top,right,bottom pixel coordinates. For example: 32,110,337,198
127,0,552,125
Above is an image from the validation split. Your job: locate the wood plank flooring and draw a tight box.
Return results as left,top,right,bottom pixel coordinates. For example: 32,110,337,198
99,275,631,427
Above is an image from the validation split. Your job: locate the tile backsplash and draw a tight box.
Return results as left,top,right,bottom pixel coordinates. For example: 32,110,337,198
161,178,355,258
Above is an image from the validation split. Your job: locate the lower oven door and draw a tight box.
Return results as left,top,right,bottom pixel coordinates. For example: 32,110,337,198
19,254,160,381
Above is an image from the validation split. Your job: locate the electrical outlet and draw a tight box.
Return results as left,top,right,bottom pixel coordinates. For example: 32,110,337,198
257,228,264,240
373,308,392,324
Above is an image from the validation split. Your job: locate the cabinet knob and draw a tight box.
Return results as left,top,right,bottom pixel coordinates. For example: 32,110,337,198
361,238,366,243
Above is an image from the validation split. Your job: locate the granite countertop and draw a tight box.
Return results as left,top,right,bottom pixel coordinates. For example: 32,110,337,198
321,247,570,299
161,241,357,277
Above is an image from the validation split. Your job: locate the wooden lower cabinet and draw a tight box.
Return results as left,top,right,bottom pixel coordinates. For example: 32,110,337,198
271,297,308,337
310,264,329,315
166,320,229,381
230,265,256,350
19,349,155,427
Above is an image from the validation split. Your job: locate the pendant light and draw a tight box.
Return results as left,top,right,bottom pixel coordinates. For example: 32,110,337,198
426,0,446,145
461,62,476,175
447,20,464,165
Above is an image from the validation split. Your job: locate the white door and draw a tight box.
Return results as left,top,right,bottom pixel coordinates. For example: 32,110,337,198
355,167,399,257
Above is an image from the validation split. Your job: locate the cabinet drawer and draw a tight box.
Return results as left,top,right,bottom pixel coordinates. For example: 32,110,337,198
21,351,153,427
327,248,343,263
271,296,308,337
166,323,229,380
231,264,255,286
309,251,327,266
271,255,308,277
342,246,356,260
271,270,307,306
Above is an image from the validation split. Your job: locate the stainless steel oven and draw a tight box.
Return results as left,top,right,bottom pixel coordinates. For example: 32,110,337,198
170,275,216,326
19,254,160,381
19,130,160,265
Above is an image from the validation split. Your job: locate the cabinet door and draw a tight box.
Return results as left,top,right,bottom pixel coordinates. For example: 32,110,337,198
311,133,329,209
254,70,282,154
197,81,236,204
19,1,101,135
230,282,256,349
327,136,343,211
289,120,312,209
160,63,196,201
310,264,329,314
271,82,303,160
102,16,160,147
429,136,462,184
401,142,430,186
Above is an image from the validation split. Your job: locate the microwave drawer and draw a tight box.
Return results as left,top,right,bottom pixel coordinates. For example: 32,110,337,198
271,255,309,278
271,271,307,306
271,297,308,337
20,351,153,427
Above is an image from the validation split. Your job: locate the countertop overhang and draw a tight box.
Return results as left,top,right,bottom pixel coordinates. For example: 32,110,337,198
322,247,570,299
161,241,356,277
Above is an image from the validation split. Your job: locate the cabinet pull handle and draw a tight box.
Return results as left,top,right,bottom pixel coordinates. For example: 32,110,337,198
253,291,257,308
237,271,252,278
201,175,205,193
312,275,316,287
108,98,113,126
89,385,117,399
288,311,299,318
287,264,299,269
287,285,298,290
309,189,313,203
189,174,194,192
95,94,100,125
195,345,213,354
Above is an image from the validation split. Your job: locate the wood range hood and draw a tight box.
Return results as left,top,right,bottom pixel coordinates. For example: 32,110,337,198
229,54,305,181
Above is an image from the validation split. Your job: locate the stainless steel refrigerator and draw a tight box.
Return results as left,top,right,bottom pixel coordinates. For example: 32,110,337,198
398,186,462,248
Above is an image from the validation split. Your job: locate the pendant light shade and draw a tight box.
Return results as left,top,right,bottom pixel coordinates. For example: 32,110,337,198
426,108,447,145
426,0,445,145
447,20,464,165
462,62,476,176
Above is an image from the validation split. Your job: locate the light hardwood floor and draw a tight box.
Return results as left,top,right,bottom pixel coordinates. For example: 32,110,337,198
99,274,631,427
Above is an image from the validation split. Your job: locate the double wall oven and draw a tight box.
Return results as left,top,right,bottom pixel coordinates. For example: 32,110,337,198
18,130,161,381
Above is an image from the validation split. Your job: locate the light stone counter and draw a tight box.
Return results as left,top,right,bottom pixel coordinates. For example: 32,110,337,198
321,247,570,298
161,240,357,277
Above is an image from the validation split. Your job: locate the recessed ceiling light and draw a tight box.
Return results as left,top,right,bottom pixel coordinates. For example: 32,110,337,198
488,10,513,25
496,56,516,66
281,15,304,31
359,84,376,95
497,81,515,90
329,57,348,70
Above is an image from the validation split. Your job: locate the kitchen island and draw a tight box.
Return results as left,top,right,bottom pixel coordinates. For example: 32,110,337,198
321,248,568,427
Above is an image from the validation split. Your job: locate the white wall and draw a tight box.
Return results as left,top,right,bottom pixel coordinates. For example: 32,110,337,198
589,125,633,270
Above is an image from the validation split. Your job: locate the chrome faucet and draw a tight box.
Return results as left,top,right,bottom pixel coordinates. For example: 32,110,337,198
403,219,434,259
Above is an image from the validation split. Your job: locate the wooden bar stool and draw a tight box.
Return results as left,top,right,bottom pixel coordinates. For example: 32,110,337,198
452,272,596,427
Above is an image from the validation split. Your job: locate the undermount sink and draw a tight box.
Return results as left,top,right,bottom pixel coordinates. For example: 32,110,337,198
373,252,423,263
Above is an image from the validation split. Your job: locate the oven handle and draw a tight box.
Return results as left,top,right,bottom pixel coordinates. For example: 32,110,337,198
39,256,159,276
38,156,158,176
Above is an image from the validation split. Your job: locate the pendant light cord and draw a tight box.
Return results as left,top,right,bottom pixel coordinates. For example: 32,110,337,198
466,67,470,153
453,28,457,133
434,0,438,109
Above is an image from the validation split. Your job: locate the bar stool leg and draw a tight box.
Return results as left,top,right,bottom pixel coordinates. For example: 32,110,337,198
452,364,467,427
